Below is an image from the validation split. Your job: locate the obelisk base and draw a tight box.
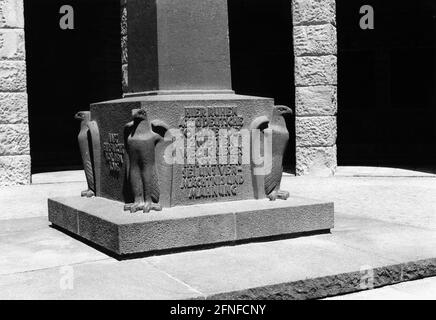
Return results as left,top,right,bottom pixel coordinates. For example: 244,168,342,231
48,196,334,256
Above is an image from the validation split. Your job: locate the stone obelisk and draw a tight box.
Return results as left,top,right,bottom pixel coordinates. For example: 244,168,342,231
125,0,234,96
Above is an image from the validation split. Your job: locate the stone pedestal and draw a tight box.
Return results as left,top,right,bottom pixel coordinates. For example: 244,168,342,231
90,93,275,207
49,196,334,256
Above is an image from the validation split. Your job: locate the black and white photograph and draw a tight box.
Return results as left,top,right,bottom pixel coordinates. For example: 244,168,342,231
0,0,436,306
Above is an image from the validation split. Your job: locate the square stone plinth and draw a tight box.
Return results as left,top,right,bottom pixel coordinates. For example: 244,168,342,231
48,196,334,256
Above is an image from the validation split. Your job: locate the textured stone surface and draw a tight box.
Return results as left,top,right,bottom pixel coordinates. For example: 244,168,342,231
296,85,337,116
208,259,436,300
48,196,334,256
0,29,24,60
121,35,128,64
295,55,337,86
121,6,127,36
0,0,24,28
0,92,27,123
2,173,436,299
292,0,336,26
0,155,30,186
293,24,336,56
0,227,108,276
90,94,275,207
0,259,200,300
121,64,128,91
127,0,232,94
0,124,29,155
296,146,337,176
0,0,28,186
0,61,25,91
296,116,337,147
292,0,337,176
327,274,436,300
0,177,85,221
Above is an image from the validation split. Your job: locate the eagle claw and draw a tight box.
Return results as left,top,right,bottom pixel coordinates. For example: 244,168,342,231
124,203,145,213
81,190,95,198
268,190,290,201
143,202,162,213
124,202,162,213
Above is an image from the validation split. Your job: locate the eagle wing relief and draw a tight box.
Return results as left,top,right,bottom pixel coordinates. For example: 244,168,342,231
249,116,270,200
266,105,293,201
87,120,101,196
150,119,171,206
75,111,100,198
123,120,135,186
249,105,292,201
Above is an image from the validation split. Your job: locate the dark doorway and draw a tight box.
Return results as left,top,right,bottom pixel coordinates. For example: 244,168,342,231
337,0,436,168
227,0,295,171
24,0,122,173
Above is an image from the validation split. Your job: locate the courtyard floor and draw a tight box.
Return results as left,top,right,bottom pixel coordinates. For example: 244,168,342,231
0,167,435,299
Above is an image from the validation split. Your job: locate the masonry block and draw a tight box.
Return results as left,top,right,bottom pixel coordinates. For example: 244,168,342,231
0,123,29,156
295,55,337,86
122,64,128,92
0,29,25,60
0,154,30,186
121,35,128,65
48,196,334,256
296,116,336,147
0,92,27,124
0,0,24,28
296,85,337,116
121,6,127,36
292,0,336,26
296,145,337,177
293,24,337,56
0,61,26,91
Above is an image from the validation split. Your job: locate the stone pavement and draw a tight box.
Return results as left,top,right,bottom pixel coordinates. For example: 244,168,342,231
0,168,435,299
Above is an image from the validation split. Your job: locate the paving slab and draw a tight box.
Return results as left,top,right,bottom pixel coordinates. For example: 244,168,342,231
332,216,436,263
281,176,436,230
144,232,394,299
31,170,85,184
0,216,48,236
0,181,86,221
0,260,200,300
1,212,436,299
1,170,436,299
0,226,108,276
336,166,436,177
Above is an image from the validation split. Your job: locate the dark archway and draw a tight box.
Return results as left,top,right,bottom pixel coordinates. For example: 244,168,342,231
24,0,122,173
337,0,436,168
228,0,295,171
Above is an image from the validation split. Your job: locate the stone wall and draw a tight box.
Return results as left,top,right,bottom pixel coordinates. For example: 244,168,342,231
292,0,337,176
120,0,128,93
0,0,30,186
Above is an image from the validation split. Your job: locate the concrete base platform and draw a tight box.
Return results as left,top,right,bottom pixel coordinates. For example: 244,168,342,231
48,196,334,256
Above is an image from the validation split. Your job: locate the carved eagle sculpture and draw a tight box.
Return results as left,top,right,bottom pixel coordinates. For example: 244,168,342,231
75,111,100,198
124,109,169,213
251,105,293,201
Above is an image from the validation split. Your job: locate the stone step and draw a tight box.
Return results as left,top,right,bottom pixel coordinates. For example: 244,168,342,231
48,196,334,256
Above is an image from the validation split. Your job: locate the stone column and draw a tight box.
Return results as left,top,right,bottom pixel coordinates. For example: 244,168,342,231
0,0,30,186
292,0,337,176
120,0,128,93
